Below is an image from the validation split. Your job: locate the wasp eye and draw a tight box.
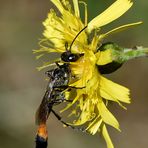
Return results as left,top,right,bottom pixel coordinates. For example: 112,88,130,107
68,54,79,62
61,51,79,62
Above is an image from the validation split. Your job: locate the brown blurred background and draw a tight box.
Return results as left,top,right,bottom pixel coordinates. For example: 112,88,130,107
0,0,148,148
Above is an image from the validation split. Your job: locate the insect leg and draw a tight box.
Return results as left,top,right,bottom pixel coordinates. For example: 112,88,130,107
54,85,85,90
51,109,85,132
50,90,73,104
51,99,72,104
69,86,85,89
51,109,75,128
55,61,61,67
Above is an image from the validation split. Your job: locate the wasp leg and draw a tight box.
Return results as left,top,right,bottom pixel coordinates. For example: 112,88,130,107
50,98,73,106
54,85,85,90
69,86,85,89
48,96,72,107
64,99,73,102
51,109,85,132
53,85,68,90
55,61,61,67
53,99,73,103
45,70,54,79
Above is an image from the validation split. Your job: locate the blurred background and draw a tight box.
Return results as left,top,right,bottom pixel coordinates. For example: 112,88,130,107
0,0,148,148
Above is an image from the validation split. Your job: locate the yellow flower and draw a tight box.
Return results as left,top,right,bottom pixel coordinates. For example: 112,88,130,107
35,0,142,148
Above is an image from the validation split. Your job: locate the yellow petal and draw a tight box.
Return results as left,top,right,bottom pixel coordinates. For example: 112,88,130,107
86,117,102,135
100,89,127,109
36,60,59,71
79,1,88,26
87,0,133,33
43,10,65,48
60,89,83,113
100,76,131,103
99,21,143,40
102,124,114,148
72,0,80,17
73,98,94,126
73,112,89,125
96,49,113,65
97,98,120,131
90,31,99,52
51,0,65,14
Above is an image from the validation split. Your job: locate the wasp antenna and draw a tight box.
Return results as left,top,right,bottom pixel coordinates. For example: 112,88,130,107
69,26,87,51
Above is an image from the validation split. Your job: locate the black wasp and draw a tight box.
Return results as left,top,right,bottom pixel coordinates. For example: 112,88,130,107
35,26,87,148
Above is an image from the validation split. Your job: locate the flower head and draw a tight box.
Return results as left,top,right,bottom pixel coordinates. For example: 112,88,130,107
34,0,142,147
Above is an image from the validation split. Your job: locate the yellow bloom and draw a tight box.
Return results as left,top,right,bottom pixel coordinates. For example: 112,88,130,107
35,0,142,148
